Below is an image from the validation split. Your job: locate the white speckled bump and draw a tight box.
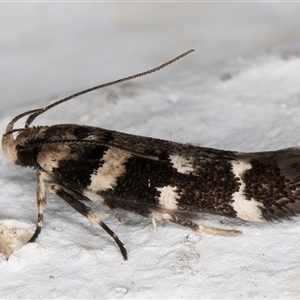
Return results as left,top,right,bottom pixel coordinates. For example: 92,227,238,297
170,154,194,174
231,160,265,222
156,185,179,210
87,148,131,192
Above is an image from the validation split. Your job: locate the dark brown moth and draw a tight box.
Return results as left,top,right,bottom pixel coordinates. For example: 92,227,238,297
2,49,300,260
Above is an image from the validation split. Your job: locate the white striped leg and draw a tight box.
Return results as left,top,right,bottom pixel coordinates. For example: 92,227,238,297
28,170,47,243
167,214,242,236
48,183,128,260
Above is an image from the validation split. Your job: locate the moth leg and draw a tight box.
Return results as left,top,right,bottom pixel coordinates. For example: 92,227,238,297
151,218,157,233
166,213,242,236
114,209,122,223
48,183,128,260
28,170,47,243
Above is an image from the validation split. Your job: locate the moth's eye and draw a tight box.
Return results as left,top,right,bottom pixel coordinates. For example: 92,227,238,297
17,148,37,166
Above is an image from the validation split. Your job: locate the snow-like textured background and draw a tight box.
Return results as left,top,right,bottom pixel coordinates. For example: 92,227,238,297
1,3,300,299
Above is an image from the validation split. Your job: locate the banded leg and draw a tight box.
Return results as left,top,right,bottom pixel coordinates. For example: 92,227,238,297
167,214,242,236
114,209,122,222
48,183,128,260
28,170,47,243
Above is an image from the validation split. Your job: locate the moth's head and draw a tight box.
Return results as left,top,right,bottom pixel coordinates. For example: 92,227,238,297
2,109,47,166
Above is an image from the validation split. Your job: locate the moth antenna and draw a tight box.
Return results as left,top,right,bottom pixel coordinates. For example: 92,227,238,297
25,49,195,127
2,49,194,164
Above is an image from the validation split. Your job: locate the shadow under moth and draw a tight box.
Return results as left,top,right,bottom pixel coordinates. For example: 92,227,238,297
2,49,300,260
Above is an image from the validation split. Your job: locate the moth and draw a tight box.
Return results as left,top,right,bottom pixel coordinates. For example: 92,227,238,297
2,50,300,260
